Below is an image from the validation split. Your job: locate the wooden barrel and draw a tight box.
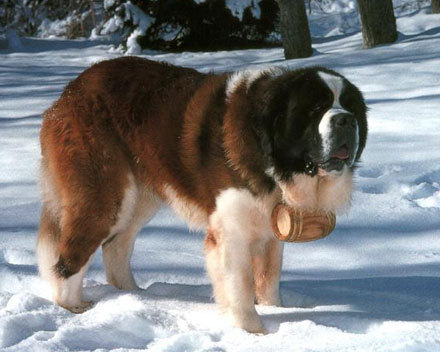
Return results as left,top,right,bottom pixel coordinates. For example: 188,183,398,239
271,204,336,242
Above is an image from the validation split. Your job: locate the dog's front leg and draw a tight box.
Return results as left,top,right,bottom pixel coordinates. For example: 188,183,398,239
205,223,265,333
204,191,267,334
252,238,283,306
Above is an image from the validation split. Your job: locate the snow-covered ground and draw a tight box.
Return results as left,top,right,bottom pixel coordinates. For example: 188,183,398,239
1,6,440,352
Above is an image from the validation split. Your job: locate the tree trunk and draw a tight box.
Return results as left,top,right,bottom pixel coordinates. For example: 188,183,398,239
276,0,313,59
306,0,312,14
90,0,97,27
357,0,397,49
432,0,440,14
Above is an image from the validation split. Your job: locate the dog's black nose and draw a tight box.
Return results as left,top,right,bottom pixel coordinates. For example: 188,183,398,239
333,113,356,129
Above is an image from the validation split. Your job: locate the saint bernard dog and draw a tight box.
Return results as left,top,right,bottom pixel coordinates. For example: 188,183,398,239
38,57,367,333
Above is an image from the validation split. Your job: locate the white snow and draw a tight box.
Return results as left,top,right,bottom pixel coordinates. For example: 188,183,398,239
38,17,74,39
104,0,118,10
1,5,440,352
100,15,125,36
226,0,260,21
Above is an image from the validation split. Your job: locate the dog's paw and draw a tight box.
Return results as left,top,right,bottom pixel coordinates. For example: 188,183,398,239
232,309,267,334
241,321,267,335
257,296,282,307
63,300,94,314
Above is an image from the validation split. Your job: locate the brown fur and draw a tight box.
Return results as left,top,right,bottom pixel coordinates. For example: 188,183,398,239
39,57,272,279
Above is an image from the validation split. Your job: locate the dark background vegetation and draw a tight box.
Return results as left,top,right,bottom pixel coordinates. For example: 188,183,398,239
0,0,437,54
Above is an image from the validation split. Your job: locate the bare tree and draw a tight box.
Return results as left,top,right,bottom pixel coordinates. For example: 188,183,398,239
276,0,312,59
357,0,397,49
432,0,440,13
306,0,312,14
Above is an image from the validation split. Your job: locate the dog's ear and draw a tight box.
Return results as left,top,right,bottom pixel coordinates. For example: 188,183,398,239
248,75,308,177
248,76,279,159
353,91,368,162
272,112,309,178
268,72,312,145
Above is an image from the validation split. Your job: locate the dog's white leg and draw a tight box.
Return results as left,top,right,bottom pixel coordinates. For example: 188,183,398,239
53,258,93,313
252,238,283,306
102,229,139,290
204,226,227,310
205,188,276,334
103,188,160,290
38,235,92,313
37,206,93,313
205,224,264,333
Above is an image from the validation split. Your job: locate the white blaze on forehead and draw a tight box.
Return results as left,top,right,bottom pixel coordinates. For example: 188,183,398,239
318,71,345,108
225,67,283,100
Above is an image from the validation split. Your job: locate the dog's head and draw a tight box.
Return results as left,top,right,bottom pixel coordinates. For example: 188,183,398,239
249,67,368,210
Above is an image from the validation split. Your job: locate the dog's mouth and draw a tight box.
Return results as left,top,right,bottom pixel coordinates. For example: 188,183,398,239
319,144,352,172
330,144,350,161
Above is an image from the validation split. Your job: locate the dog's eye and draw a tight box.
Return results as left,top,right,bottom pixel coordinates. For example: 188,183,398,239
343,100,354,111
312,104,326,113
340,93,356,111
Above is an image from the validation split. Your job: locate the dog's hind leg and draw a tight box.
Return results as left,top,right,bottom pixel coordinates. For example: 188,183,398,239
38,138,133,312
102,187,160,290
37,206,93,313
39,175,132,312
252,238,283,306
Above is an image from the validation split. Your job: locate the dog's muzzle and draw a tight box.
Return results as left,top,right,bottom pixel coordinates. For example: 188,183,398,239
319,110,359,173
